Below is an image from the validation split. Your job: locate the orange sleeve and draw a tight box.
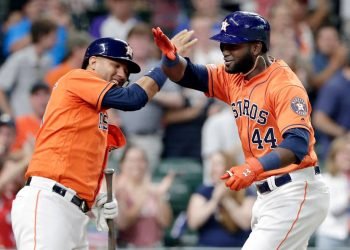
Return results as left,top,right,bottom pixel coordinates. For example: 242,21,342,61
271,84,312,135
65,70,115,111
205,64,231,104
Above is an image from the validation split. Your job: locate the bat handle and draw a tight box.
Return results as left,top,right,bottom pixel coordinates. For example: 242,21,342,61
104,168,116,250
104,169,114,202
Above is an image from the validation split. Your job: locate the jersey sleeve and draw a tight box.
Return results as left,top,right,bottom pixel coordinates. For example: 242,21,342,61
271,84,312,135
205,64,231,104
65,70,115,110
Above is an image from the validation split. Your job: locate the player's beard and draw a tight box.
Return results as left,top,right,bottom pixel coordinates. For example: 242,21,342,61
226,51,255,74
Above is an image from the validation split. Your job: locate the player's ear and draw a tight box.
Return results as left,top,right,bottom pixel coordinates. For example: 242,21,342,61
89,56,97,70
251,42,263,56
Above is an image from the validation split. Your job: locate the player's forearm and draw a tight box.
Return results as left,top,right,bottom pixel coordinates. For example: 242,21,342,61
161,55,188,82
136,66,167,100
164,57,209,93
258,128,309,171
135,77,160,100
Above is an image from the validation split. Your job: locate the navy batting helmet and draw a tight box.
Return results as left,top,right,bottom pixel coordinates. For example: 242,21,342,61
210,11,270,52
82,37,141,73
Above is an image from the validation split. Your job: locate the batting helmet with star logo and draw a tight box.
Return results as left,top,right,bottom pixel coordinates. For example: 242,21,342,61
82,37,141,73
210,11,270,52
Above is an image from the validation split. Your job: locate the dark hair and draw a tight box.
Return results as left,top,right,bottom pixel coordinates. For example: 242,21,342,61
30,18,57,44
30,82,50,95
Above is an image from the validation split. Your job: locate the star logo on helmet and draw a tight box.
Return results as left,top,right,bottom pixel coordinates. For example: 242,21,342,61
221,19,230,32
126,45,133,58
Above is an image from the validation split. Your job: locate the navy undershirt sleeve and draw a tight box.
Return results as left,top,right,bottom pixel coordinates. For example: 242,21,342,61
279,128,310,163
101,84,148,111
175,57,209,92
258,128,310,171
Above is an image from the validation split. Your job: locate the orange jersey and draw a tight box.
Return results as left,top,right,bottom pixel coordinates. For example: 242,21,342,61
26,69,115,207
12,115,41,151
206,60,317,181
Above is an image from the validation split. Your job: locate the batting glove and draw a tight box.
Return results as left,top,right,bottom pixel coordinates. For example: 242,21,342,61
152,27,177,60
93,193,118,232
220,158,264,191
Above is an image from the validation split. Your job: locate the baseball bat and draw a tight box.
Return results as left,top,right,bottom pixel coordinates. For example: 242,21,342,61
104,168,116,250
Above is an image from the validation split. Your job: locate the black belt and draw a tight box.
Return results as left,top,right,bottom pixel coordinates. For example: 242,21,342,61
25,177,89,213
256,166,321,194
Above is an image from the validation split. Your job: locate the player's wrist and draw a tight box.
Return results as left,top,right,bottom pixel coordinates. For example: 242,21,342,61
246,157,264,175
162,53,180,67
145,67,167,89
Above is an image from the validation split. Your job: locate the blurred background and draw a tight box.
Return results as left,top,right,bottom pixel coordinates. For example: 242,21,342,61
0,0,349,249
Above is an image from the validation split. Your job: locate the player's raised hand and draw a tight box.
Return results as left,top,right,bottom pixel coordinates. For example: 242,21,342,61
152,27,177,60
221,158,264,191
171,29,198,57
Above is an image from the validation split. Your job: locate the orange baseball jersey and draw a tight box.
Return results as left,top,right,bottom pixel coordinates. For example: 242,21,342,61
206,60,317,181
26,69,120,207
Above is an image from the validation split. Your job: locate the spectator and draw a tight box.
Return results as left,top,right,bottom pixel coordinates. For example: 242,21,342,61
313,52,350,162
2,0,46,56
315,136,350,250
187,151,255,247
115,145,173,247
173,0,223,36
117,23,184,172
0,114,33,248
309,25,348,103
41,0,73,65
2,0,70,65
12,82,50,151
0,17,56,117
161,88,208,162
202,105,244,185
150,0,182,35
268,2,313,90
89,0,139,40
189,14,223,65
285,0,315,62
45,31,91,87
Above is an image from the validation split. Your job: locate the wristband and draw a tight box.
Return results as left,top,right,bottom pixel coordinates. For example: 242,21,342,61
161,54,180,67
145,67,167,89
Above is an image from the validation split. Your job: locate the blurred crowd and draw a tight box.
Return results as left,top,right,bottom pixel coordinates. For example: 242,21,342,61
0,0,349,249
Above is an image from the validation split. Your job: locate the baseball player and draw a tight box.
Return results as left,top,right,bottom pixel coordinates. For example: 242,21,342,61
153,11,330,250
10,37,177,249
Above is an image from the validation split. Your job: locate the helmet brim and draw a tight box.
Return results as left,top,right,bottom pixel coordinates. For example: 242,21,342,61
81,55,141,74
116,58,141,74
210,33,249,44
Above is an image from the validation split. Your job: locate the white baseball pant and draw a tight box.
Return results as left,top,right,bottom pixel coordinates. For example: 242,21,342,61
11,177,89,250
243,167,330,250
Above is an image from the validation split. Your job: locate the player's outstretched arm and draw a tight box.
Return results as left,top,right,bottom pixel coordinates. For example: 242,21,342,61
152,27,196,82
